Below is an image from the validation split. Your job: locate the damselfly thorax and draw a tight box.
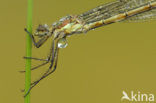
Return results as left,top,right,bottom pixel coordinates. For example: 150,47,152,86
23,0,156,97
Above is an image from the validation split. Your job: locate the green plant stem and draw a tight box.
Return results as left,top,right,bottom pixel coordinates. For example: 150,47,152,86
25,0,33,102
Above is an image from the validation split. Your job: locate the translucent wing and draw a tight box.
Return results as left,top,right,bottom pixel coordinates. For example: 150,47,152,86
121,0,156,22
78,0,127,24
78,0,156,24
122,9,156,22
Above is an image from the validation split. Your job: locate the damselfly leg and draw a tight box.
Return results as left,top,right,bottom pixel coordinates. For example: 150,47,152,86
24,28,50,48
20,60,49,73
20,29,52,72
24,38,59,97
23,57,49,61
23,26,61,97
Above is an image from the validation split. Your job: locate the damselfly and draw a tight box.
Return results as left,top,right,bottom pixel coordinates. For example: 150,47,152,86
22,0,156,97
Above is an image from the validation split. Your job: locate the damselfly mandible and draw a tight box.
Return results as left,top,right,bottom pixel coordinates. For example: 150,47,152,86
22,0,156,97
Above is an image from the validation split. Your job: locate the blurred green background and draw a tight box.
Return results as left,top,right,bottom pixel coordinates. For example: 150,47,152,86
0,0,156,103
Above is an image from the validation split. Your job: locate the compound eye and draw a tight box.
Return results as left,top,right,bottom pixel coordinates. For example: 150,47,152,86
37,24,49,32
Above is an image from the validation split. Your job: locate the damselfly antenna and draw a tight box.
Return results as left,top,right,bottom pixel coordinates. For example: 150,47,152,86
22,0,156,97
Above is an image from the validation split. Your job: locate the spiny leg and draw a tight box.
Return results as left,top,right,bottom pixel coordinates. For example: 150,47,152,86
21,39,55,73
25,55,59,97
21,28,53,72
25,47,59,97
19,56,51,73
30,42,58,86
20,61,49,73
21,41,56,94
32,46,59,85
23,39,58,97
23,57,49,61
24,48,59,97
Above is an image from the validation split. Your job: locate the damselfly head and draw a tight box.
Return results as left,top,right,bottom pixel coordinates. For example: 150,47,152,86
34,24,49,37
